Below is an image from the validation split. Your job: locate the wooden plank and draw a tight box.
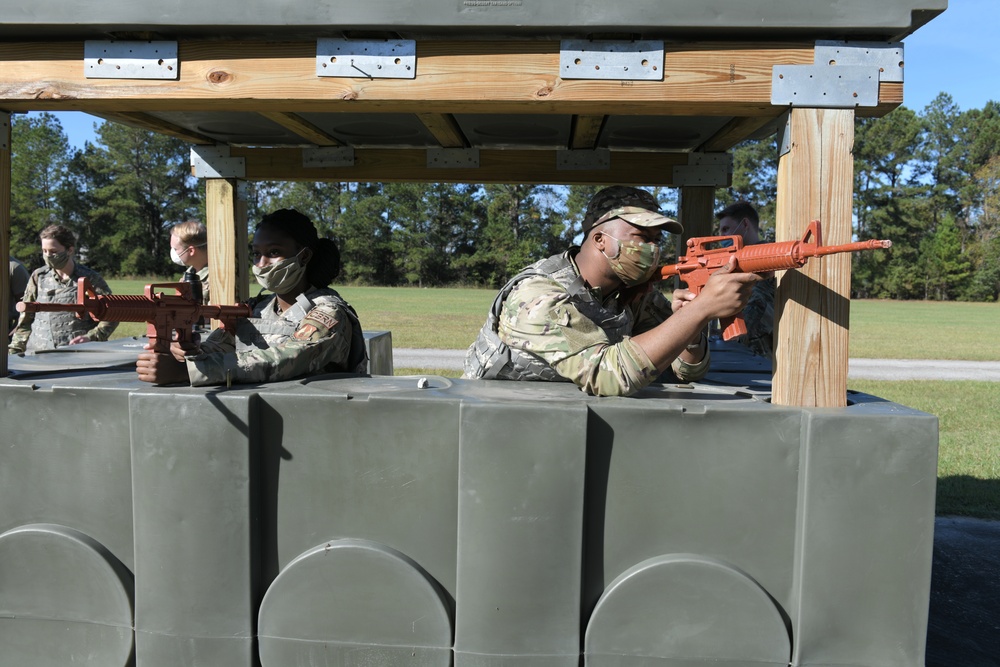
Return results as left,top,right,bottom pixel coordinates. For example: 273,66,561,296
205,178,249,311
94,111,216,144
0,112,10,376
258,111,341,146
698,115,778,152
416,113,466,148
0,40,846,116
229,146,689,185
569,115,605,150
772,108,855,408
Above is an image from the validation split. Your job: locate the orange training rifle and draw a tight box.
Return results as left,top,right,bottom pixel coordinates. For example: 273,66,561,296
658,220,892,341
16,278,252,353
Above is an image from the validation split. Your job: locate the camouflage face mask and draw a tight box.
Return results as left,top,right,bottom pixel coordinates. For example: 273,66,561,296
602,236,661,287
43,250,70,270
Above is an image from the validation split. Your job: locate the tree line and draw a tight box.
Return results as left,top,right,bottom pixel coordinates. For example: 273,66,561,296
8,94,1000,300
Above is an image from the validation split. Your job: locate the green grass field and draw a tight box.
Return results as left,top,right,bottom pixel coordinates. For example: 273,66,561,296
105,279,998,518
848,380,1000,520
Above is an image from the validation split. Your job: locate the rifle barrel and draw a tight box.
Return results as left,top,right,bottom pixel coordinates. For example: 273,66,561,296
15,301,84,314
809,239,892,257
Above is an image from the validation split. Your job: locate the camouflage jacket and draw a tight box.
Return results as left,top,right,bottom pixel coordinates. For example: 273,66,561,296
731,276,775,359
464,250,709,396
9,263,118,353
184,286,367,387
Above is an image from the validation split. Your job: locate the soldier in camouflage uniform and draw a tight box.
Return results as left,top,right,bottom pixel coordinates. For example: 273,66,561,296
169,220,211,305
716,202,775,360
464,186,760,396
8,225,118,354
136,209,367,386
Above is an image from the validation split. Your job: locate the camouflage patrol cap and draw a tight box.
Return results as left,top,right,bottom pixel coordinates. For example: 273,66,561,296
582,186,683,236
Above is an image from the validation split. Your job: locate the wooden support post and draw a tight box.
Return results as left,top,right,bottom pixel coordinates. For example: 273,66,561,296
0,112,10,377
679,186,716,243
773,108,856,407
205,178,249,311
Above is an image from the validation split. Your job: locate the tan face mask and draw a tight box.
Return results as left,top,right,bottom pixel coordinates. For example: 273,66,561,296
252,249,308,293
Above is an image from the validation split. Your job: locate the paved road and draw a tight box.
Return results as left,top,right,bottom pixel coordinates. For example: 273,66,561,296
393,348,1000,381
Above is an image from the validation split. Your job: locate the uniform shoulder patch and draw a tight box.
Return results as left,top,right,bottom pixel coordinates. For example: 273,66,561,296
293,307,339,342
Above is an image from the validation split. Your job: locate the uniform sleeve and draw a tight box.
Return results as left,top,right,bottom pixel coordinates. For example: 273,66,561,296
497,277,660,397
81,273,120,342
8,272,39,353
184,302,354,387
630,285,711,384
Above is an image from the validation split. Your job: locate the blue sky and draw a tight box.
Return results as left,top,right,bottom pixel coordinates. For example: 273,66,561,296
39,0,999,151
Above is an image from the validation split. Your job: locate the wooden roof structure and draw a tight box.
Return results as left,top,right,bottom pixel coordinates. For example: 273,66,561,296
0,0,948,405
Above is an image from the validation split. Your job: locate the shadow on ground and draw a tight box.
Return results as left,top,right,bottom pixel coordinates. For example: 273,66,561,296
926,516,1000,666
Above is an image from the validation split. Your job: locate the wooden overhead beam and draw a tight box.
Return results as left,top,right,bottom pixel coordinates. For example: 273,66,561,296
223,147,688,185
698,115,780,152
416,113,466,148
0,40,901,118
569,115,605,150
95,111,216,144
258,111,341,146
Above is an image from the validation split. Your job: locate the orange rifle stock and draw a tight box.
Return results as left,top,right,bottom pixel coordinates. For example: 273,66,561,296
16,278,252,353
657,220,892,341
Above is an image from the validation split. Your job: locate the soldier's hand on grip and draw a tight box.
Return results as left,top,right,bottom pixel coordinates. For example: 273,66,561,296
699,259,760,319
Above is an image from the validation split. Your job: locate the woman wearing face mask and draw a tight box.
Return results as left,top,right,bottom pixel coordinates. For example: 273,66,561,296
8,225,119,355
136,209,368,386
463,186,760,396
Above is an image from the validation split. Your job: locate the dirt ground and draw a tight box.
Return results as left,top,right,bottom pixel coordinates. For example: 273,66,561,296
926,516,1000,666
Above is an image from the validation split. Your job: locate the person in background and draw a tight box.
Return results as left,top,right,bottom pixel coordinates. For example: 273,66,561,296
715,201,775,360
136,208,368,386
8,225,118,354
464,186,759,396
169,220,211,304
7,256,30,334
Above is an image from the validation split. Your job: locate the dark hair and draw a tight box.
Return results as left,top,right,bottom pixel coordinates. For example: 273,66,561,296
715,202,759,230
256,209,341,286
39,224,77,249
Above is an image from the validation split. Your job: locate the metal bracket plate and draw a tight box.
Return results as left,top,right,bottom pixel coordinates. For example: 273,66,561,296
303,147,356,168
236,180,251,202
0,112,9,151
560,40,663,81
815,41,904,83
84,41,178,80
427,148,480,169
771,40,902,108
190,146,246,179
777,111,792,158
556,149,610,171
316,39,416,79
687,152,732,168
672,164,730,188
771,65,878,108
